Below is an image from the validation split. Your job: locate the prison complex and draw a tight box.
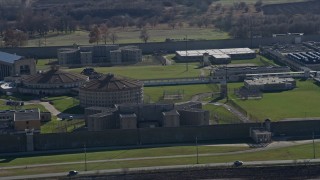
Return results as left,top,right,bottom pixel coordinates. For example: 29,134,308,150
58,45,142,66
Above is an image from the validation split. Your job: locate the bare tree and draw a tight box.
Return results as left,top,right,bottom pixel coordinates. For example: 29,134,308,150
168,21,176,29
139,28,149,43
148,17,159,28
3,29,28,47
88,25,100,44
136,18,147,29
99,23,109,44
178,22,184,29
109,31,118,44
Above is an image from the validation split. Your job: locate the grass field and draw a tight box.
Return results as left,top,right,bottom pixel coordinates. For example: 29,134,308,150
27,28,230,47
1,142,319,177
0,99,47,112
230,55,277,66
203,104,241,124
229,80,320,121
67,62,206,80
0,145,249,167
43,96,83,114
41,118,85,134
216,0,309,5
144,84,219,103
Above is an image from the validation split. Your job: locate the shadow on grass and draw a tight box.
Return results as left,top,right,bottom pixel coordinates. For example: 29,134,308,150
0,94,39,101
62,105,84,114
0,157,16,163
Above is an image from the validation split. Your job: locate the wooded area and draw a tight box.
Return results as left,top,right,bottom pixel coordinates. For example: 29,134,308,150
0,0,319,46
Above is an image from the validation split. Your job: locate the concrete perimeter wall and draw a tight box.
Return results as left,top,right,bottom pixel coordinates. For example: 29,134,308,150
1,120,320,153
0,134,26,153
1,35,320,58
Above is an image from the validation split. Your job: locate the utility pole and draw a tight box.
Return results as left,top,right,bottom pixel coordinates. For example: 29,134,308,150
84,143,87,171
313,132,316,159
225,62,228,102
185,35,189,71
196,137,199,164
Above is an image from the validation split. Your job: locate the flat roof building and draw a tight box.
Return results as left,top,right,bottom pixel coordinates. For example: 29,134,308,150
244,77,296,92
175,48,256,62
0,51,36,80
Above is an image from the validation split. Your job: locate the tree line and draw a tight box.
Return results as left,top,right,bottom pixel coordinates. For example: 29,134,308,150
1,0,320,46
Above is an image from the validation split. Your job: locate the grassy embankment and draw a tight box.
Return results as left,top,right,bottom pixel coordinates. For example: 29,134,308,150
0,142,319,177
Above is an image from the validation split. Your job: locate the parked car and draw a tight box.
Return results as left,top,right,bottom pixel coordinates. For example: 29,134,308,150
233,160,243,167
68,170,78,176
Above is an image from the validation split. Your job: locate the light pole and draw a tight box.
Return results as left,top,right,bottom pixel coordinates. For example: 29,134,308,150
84,143,87,171
313,132,316,159
196,137,199,164
185,35,189,71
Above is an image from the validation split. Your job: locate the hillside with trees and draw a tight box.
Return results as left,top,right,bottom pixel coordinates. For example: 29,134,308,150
0,0,319,46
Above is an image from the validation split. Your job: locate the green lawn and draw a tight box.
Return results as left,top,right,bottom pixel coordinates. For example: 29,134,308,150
1,142,319,177
41,118,85,134
216,0,308,5
67,63,205,80
144,84,219,103
35,59,57,71
230,55,277,66
43,96,83,114
203,104,241,124
0,145,249,167
0,99,47,112
26,28,230,47
229,80,320,121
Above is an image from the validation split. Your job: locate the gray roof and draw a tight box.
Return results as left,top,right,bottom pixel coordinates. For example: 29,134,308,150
14,109,40,121
0,51,22,64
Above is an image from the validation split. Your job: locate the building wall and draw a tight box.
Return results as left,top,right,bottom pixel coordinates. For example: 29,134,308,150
178,109,210,126
80,51,92,65
121,48,142,63
162,113,180,127
2,120,320,153
58,49,80,65
119,114,137,129
0,134,26,153
110,50,122,65
14,120,40,131
40,112,51,122
13,59,36,76
0,61,13,80
79,87,143,108
87,113,116,131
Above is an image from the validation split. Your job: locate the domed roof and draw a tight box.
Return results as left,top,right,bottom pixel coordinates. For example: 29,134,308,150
80,73,143,92
22,67,88,84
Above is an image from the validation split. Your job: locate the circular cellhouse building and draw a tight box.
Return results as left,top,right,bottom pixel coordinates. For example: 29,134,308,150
19,66,89,95
79,73,143,108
